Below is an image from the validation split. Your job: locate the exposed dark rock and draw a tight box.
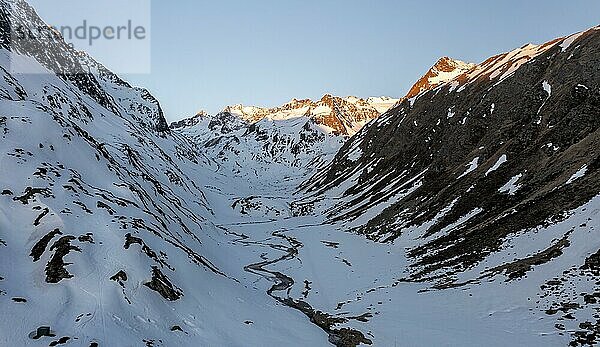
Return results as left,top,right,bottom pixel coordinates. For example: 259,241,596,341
231,196,260,215
49,336,70,346
96,201,115,215
321,241,340,249
485,236,570,280
13,187,51,204
144,266,182,301
30,228,62,262
124,233,144,249
571,320,600,346
73,201,93,214
78,233,94,244
139,89,169,132
281,298,372,347
45,236,81,283
582,249,600,276
124,233,170,269
33,207,49,226
170,325,183,332
30,326,55,339
110,270,128,286
328,327,373,347
573,84,590,101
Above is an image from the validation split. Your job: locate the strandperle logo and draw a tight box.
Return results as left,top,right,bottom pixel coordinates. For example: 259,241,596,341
13,20,148,47
9,0,151,74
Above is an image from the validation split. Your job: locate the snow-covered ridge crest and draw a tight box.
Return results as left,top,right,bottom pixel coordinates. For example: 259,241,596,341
452,40,562,92
406,30,584,100
219,93,399,136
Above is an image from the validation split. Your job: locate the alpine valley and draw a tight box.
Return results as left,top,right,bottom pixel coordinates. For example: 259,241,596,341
1,1,600,346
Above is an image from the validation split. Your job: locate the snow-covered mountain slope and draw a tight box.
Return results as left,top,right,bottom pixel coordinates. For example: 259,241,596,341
299,26,600,344
171,110,345,192
169,95,399,191
0,1,336,346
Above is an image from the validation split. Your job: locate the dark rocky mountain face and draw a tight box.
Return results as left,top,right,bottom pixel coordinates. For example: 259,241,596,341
304,28,600,280
298,28,600,343
310,94,381,136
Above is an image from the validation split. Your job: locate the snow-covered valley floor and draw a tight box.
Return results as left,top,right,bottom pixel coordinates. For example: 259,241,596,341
2,5,599,343
203,167,585,346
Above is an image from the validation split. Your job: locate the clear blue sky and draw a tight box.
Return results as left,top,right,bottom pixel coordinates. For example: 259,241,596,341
31,1,600,121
